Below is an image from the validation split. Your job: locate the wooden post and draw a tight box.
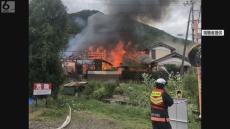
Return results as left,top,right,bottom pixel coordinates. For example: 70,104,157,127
196,67,202,118
35,96,38,106
45,96,48,107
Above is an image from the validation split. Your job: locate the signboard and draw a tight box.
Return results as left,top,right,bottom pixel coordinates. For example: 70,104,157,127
33,83,52,95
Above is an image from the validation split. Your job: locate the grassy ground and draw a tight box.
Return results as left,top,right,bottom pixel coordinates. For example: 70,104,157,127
29,95,200,129
29,96,152,129
29,79,201,129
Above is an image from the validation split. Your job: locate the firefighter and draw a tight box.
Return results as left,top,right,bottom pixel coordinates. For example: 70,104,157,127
150,78,174,129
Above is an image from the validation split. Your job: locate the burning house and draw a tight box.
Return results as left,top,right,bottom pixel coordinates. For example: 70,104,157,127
62,0,190,80
61,58,76,75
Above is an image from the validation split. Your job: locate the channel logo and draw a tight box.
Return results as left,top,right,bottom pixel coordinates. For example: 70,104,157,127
1,0,15,13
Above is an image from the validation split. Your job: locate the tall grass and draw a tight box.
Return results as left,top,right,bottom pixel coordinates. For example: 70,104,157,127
80,80,117,100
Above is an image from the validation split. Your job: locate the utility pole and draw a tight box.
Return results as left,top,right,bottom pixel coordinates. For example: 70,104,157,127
197,4,202,119
191,1,195,44
180,1,193,76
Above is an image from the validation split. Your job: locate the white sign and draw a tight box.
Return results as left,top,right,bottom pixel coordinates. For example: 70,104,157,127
33,83,52,95
202,29,224,36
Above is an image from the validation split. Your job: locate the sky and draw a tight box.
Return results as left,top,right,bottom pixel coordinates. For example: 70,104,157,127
61,0,201,40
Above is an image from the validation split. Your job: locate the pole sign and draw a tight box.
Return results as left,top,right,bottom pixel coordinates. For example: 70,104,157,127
33,83,52,95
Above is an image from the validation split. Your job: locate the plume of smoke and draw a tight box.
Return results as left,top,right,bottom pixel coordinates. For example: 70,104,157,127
107,0,171,22
74,17,87,29
66,0,174,55
69,12,122,52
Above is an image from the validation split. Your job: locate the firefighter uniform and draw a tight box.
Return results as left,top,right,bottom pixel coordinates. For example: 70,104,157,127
150,79,174,129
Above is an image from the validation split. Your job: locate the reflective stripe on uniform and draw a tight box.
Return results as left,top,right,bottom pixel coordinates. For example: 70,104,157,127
151,117,170,122
150,88,165,107
151,98,163,104
151,105,165,110
151,91,161,97
150,96,163,104
151,96,162,101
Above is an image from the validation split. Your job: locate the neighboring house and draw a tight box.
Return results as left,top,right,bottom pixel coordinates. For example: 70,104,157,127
149,42,176,60
147,42,191,71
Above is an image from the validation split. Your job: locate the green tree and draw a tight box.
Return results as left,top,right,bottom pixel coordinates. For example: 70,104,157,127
29,0,68,99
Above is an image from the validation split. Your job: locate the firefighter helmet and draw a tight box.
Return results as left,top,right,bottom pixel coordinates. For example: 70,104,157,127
155,78,166,87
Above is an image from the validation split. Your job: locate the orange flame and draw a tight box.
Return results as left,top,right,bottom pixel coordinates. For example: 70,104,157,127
110,40,126,67
86,40,149,69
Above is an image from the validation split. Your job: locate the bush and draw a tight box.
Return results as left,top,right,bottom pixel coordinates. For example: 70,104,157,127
164,64,180,74
92,87,107,100
183,68,198,104
119,83,151,107
142,73,155,89
81,80,117,100
121,70,144,82
114,86,124,95
80,80,97,98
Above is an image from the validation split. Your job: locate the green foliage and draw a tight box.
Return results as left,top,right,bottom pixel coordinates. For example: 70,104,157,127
34,96,151,128
166,68,198,104
183,68,198,104
164,64,180,74
141,73,155,89
165,72,183,97
66,18,81,35
119,83,151,108
114,86,124,95
29,0,69,98
81,80,117,100
166,68,200,128
121,70,144,81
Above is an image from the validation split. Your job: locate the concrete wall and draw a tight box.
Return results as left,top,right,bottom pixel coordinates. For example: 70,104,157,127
87,71,121,81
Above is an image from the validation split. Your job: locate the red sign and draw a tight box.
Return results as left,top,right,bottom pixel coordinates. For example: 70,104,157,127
33,83,52,95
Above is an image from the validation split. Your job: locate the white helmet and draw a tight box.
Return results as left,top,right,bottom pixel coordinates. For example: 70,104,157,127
156,78,166,85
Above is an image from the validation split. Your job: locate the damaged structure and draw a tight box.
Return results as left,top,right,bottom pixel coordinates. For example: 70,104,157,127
61,42,191,80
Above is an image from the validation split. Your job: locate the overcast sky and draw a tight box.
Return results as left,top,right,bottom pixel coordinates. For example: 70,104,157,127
61,0,201,40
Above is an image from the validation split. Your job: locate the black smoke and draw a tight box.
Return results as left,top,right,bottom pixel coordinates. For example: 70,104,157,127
107,0,171,21
67,0,174,55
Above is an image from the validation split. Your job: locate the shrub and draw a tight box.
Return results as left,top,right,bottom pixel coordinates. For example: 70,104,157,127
183,68,198,104
142,73,155,89
164,64,180,74
80,80,97,98
167,72,183,95
81,80,117,100
120,83,151,107
121,70,143,82
114,86,124,95
92,87,107,100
